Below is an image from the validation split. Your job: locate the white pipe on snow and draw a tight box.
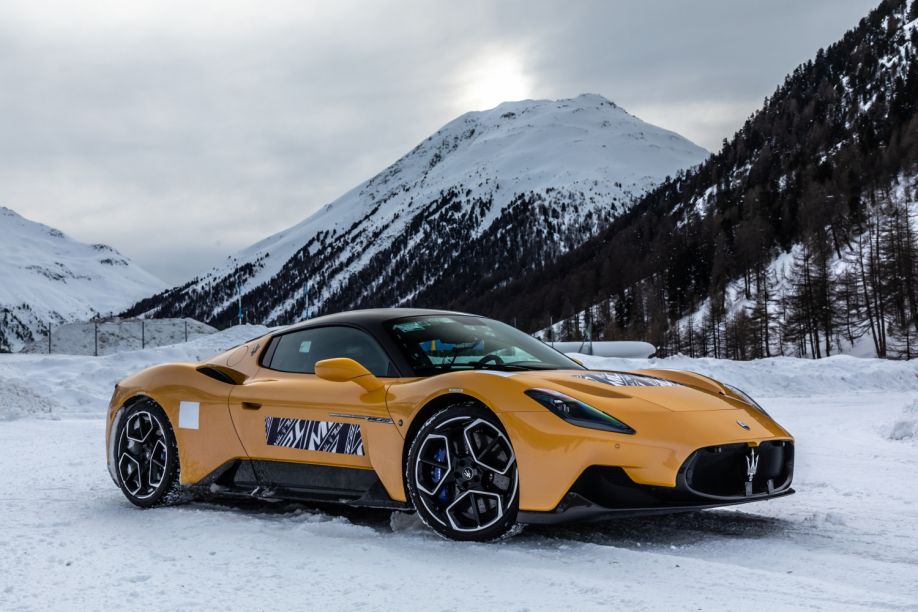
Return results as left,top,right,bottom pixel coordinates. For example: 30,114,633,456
549,340,656,358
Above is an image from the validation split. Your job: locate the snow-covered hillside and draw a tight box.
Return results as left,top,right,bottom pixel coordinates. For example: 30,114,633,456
0,207,166,352
543,171,918,359
1,332,916,609
534,7,918,358
127,94,707,327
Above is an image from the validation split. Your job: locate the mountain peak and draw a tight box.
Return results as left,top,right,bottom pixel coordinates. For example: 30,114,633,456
454,93,628,129
481,93,620,114
128,94,707,327
0,207,166,351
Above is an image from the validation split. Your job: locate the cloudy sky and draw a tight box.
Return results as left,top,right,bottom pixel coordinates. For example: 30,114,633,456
1,0,880,284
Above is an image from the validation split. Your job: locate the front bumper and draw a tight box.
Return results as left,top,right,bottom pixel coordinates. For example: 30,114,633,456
519,440,794,524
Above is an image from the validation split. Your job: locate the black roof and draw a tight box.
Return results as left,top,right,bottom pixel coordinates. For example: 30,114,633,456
266,308,484,377
285,308,480,333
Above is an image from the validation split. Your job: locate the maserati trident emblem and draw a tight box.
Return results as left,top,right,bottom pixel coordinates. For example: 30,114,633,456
736,420,751,430
745,448,759,482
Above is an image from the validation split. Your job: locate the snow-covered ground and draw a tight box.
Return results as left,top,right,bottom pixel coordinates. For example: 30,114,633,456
1,328,917,610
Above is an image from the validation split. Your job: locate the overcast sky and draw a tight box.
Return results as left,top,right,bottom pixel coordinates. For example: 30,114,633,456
0,0,880,284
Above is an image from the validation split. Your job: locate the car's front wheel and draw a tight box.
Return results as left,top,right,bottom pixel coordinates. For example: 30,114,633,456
114,401,183,507
406,403,520,541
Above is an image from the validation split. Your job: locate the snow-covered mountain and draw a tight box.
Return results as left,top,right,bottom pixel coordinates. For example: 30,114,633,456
0,207,166,351
127,94,707,326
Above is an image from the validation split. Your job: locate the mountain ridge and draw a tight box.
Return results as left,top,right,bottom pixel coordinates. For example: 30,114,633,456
126,93,708,326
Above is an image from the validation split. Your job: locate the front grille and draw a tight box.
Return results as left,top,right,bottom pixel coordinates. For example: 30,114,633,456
682,440,793,499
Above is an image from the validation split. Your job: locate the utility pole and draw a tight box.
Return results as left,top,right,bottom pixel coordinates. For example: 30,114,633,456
94,322,99,357
141,320,145,349
184,319,188,342
236,281,243,326
48,321,52,354
303,280,310,322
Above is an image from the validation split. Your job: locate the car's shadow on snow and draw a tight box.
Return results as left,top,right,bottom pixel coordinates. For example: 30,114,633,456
520,510,793,549
192,497,397,529
191,497,791,549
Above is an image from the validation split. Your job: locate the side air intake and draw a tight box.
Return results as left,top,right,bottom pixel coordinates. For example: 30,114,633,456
196,365,247,385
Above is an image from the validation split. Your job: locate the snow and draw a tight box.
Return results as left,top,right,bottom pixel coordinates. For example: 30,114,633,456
888,398,918,442
0,206,166,351
1,332,917,609
0,325,268,419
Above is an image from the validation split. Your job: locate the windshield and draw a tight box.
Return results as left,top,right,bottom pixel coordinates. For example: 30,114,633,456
385,314,583,375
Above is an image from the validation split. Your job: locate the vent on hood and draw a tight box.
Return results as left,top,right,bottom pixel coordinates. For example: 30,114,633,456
576,372,678,388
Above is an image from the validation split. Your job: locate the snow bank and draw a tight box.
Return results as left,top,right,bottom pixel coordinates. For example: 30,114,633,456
571,353,918,397
0,375,60,420
888,399,918,442
0,324,268,419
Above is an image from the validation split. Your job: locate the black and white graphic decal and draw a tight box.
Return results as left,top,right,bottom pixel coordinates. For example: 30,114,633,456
264,417,364,456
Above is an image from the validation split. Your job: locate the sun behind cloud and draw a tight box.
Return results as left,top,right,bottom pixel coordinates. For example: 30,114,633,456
457,50,533,111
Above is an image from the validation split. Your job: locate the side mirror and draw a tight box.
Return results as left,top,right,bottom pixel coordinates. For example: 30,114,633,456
314,358,383,392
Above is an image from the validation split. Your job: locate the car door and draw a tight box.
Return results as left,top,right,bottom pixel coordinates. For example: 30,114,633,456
227,325,396,493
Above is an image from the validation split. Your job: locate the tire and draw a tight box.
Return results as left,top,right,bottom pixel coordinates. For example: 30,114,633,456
406,403,520,541
114,400,185,508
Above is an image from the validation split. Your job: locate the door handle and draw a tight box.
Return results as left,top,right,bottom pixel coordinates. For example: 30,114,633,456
241,401,262,410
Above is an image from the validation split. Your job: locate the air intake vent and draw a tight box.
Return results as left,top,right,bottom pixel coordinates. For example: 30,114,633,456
197,366,240,385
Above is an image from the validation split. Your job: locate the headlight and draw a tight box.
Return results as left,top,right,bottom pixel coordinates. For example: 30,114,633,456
524,389,635,434
723,383,770,417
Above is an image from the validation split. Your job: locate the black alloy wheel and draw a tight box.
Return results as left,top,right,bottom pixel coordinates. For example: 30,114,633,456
115,401,183,507
407,403,520,541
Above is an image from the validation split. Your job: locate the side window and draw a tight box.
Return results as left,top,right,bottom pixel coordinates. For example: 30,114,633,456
267,326,393,377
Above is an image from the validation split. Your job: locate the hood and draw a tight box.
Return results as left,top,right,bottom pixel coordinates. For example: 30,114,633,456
515,369,742,413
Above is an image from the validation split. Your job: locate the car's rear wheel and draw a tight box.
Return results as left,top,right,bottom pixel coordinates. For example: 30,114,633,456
406,403,520,541
115,401,183,507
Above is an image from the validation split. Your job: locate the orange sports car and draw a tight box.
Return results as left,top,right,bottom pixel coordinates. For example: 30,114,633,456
106,309,794,541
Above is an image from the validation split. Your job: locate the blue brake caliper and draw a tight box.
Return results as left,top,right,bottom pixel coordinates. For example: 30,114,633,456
433,447,450,503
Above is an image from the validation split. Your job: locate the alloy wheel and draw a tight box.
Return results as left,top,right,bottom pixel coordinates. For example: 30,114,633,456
414,415,518,533
117,410,169,500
